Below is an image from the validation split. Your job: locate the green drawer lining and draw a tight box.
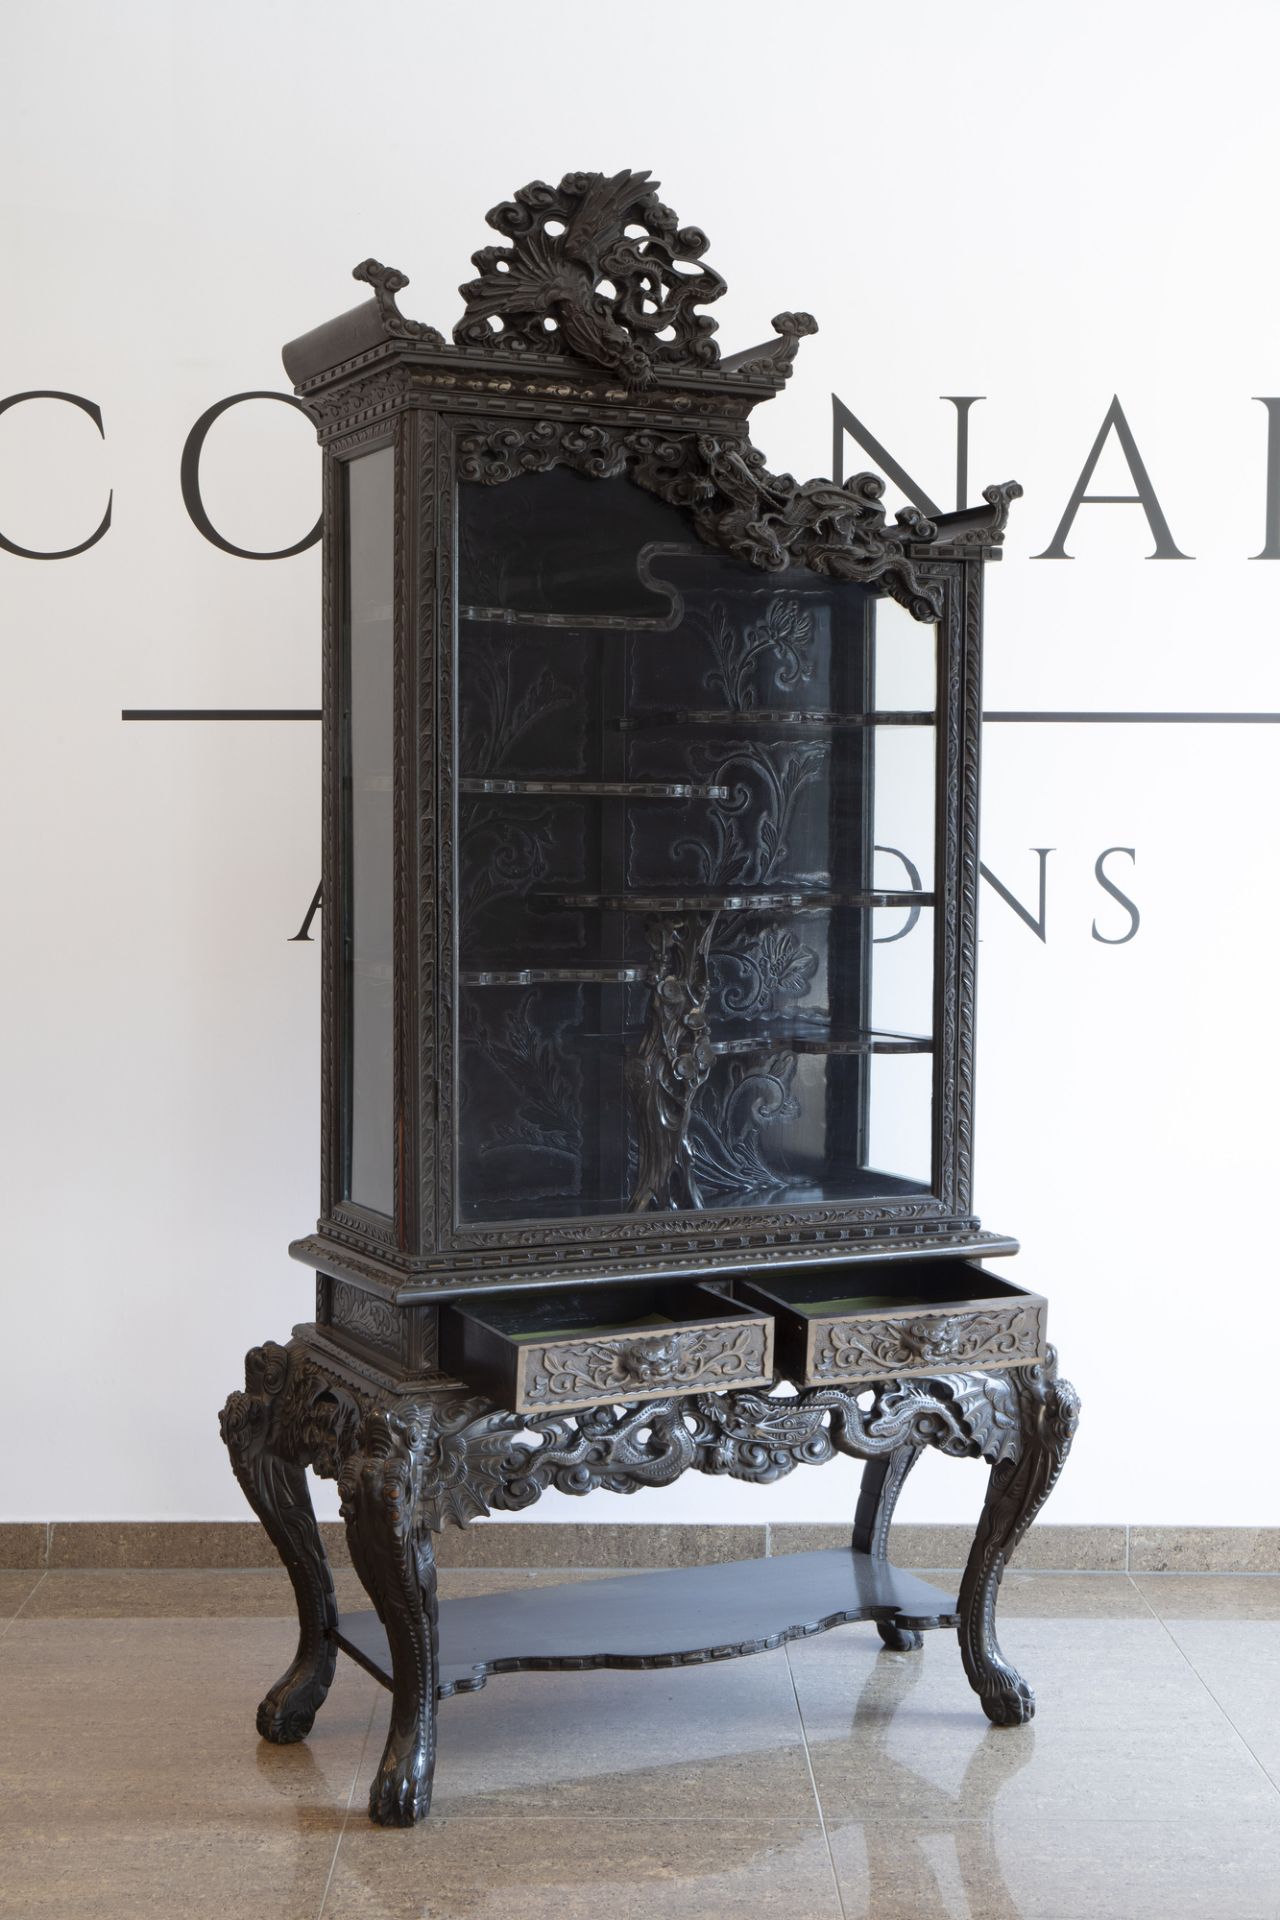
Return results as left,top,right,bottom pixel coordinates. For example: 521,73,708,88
785,1293,932,1317
507,1312,675,1345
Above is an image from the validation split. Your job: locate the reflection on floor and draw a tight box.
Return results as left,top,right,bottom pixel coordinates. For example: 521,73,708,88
4,1566,1280,1918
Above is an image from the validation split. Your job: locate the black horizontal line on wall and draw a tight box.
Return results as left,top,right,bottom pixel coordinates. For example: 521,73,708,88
120,708,1280,725
121,709,322,721
985,711,1280,724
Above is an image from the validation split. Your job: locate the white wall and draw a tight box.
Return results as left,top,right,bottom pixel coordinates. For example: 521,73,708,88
4,0,1278,1527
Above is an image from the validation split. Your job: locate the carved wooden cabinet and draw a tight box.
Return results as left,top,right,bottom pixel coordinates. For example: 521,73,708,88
221,169,1078,1827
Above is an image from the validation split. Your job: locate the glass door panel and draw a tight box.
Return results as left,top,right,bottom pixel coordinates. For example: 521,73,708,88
455,467,941,1224
343,446,395,1217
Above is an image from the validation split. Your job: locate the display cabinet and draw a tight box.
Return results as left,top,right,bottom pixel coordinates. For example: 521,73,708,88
221,169,1078,1826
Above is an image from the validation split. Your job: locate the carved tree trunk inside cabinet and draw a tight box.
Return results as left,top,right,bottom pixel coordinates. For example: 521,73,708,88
220,166,1078,1827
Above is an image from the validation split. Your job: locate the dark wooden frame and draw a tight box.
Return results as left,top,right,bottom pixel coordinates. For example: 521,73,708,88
286,246,1012,1301
222,171,1077,1827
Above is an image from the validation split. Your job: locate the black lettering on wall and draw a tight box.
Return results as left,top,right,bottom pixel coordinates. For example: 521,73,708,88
872,845,925,943
0,391,112,559
941,397,985,512
181,392,321,560
1251,398,1280,559
290,880,322,943
1033,396,1190,560
1092,847,1140,944
980,849,1055,941
832,396,987,513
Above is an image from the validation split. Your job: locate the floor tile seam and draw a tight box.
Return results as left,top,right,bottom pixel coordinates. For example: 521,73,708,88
1128,1574,1166,1629
0,1571,48,1638
1140,1598,1280,1801
1159,1650,1280,1805
1134,1571,1280,1581
421,1811,832,1827
318,1693,383,1915
783,1641,848,1920
406,1808,1280,1829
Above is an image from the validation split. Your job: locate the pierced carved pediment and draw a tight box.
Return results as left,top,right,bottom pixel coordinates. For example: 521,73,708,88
330,173,812,395
288,171,1020,602
452,168,726,388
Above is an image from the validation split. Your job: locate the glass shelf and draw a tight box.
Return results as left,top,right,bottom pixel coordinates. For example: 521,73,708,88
460,966,652,988
710,1025,932,1058
459,604,675,633
462,1162,933,1225
459,778,730,799
547,888,936,913
571,1024,933,1059
618,708,936,732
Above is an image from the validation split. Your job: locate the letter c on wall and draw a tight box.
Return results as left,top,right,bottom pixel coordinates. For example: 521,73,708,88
0,391,112,559
181,391,321,559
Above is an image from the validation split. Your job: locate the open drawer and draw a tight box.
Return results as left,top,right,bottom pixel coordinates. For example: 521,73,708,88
734,1261,1045,1386
440,1282,775,1415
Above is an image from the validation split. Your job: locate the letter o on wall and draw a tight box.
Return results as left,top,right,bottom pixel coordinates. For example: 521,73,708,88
181,391,321,559
0,391,113,559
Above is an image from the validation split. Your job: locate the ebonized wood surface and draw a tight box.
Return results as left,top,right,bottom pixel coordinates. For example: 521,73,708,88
333,1548,958,1696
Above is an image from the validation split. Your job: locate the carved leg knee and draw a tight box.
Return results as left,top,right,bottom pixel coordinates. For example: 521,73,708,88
340,1409,439,1827
220,1343,338,1742
958,1354,1080,1726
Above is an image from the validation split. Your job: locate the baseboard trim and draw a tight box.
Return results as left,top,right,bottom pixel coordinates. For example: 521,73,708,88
4,1521,1279,1574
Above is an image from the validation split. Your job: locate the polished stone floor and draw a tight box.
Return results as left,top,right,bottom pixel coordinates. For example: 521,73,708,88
4,1565,1280,1919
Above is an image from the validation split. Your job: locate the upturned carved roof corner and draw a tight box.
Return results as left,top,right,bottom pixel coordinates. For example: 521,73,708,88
351,259,445,347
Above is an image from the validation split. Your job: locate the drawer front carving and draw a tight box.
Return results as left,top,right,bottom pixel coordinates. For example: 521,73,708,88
519,1319,773,1412
811,1299,1045,1383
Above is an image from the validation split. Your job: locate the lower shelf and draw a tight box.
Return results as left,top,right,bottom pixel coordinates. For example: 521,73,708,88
333,1548,959,1699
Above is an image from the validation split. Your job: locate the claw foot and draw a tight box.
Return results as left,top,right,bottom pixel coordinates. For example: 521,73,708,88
257,1694,319,1744
877,1621,924,1652
979,1666,1036,1727
368,1745,433,1827
255,1653,335,1744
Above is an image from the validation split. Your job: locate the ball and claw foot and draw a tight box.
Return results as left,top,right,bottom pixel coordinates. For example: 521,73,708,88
876,1620,924,1652
368,1742,433,1827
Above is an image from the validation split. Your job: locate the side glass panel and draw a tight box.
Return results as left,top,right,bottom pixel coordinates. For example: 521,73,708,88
343,446,396,1217
455,468,938,1224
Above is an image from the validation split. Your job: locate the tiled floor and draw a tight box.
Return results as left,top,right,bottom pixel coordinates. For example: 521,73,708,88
4,1567,1280,1918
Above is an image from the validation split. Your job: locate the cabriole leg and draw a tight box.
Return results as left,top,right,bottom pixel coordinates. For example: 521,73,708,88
854,1443,925,1651
340,1409,439,1827
959,1351,1081,1726
219,1343,337,1743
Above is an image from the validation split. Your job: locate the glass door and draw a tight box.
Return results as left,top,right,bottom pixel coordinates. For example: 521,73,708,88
454,465,939,1225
